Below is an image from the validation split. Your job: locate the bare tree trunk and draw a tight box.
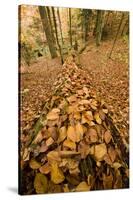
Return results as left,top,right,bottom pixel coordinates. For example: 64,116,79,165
46,7,56,45
109,13,125,58
57,8,64,45
96,10,105,46
121,17,128,36
52,7,64,64
69,8,72,47
38,6,57,58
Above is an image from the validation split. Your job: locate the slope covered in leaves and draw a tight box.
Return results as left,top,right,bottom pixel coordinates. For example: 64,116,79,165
20,55,129,195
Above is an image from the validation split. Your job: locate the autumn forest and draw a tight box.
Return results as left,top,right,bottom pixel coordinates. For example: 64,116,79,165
19,5,129,195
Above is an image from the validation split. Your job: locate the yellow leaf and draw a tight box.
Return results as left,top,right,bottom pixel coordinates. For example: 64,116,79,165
50,161,65,184
94,143,107,161
34,173,48,194
67,95,77,103
46,137,54,146
67,126,77,142
47,151,61,162
76,181,90,192
75,123,84,142
58,126,67,143
29,158,41,169
63,139,76,150
94,112,102,124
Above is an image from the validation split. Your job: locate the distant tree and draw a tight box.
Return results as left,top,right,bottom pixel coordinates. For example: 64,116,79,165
52,7,64,64
95,10,105,46
82,9,92,42
109,13,125,58
57,8,64,45
38,6,57,58
68,8,72,47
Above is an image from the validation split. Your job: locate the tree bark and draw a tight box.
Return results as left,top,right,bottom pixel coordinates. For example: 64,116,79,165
52,7,64,64
69,8,72,47
57,8,64,45
38,6,57,58
96,10,105,46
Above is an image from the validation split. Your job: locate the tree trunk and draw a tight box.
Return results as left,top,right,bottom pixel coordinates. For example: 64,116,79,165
96,10,105,46
52,7,64,64
109,13,125,58
38,6,57,58
69,8,72,47
57,8,64,45
46,7,56,45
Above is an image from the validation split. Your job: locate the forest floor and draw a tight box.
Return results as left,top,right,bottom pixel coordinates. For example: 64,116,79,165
20,37,129,145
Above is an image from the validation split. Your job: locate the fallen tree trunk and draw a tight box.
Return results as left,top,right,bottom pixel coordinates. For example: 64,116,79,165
20,57,129,194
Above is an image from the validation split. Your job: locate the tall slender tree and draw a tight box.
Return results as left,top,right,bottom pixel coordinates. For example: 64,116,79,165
68,8,72,47
57,8,64,45
96,10,105,46
52,7,64,64
109,13,125,58
38,6,57,58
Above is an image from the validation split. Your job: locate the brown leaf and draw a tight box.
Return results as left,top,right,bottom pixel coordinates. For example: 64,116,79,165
47,108,60,120
58,126,67,143
108,146,116,163
88,128,98,143
34,173,48,194
29,158,41,169
50,161,65,184
67,126,77,142
76,181,90,192
46,137,54,147
104,130,112,144
59,151,80,157
94,143,107,161
75,123,84,142
47,151,61,162
67,95,77,104
103,173,113,189
39,162,50,174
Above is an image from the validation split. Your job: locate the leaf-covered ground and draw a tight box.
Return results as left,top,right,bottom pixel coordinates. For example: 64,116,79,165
20,38,129,194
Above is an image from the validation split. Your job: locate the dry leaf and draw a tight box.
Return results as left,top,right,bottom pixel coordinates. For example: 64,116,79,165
59,151,80,157
63,139,76,150
58,126,67,143
39,162,50,174
67,95,77,103
76,181,90,192
67,126,77,142
47,151,61,162
88,128,98,143
75,123,84,142
94,112,102,124
34,173,48,194
104,130,112,144
108,146,116,163
29,158,41,169
50,161,65,184
46,137,54,147
47,108,60,120
112,162,122,170
94,143,107,161
103,173,113,189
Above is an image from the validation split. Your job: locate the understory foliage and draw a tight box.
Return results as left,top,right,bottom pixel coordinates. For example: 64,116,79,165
20,56,129,194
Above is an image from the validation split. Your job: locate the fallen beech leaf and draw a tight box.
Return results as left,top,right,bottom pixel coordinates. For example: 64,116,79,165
67,95,77,103
112,162,122,170
22,148,30,161
108,146,116,163
76,181,90,192
94,143,107,161
47,151,61,162
50,161,65,184
67,126,77,142
94,112,102,124
47,108,60,120
46,137,54,147
84,111,93,121
63,139,76,150
88,128,98,143
102,108,108,114
58,126,67,143
29,158,41,169
39,162,50,174
34,173,48,194
75,123,84,142
39,143,48,153
104,130,112,144
104,154,113,165
32,131,43,144
48,127,58,140
63,184,69,192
